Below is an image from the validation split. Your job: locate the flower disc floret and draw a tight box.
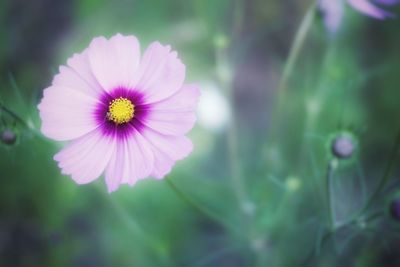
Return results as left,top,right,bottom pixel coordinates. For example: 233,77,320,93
107,97,134,124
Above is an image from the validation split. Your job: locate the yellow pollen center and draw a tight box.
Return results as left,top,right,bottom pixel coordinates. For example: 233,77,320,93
107,97,135,124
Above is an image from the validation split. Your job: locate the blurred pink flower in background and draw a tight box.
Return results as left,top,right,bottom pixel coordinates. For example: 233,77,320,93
319,0,400,32
38,34,200,192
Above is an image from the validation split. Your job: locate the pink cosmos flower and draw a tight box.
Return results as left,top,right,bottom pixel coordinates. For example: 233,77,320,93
38,34,200,192
319,0,399,32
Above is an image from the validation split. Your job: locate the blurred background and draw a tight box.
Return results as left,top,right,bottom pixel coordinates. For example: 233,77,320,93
1,0,400,266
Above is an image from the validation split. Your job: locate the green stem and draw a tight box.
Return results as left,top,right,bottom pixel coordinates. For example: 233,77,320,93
359,127,400,214
94,184,170,265
213,8,250,218
109,196,158,247
0,103,45,139
165,177,240,236
227,107,248,210
303,188,387,265
0,103,28,128
364,211,384,223
266,1,317,148
8,73,24,103
301,231,332,266
326,160,335,229
276,1,317,107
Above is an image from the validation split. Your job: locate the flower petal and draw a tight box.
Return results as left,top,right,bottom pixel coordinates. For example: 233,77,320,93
54,130,115,185
104,141,126,192
105,130,154,192
125,132,155,182
141,128,193,178
38,86,99,141
141,84,199,135
375,0,400,5
136,42,185,103
63,49,104,97
88,34,141,91
319,0,344,32
348,0,394,19
52,48,104,99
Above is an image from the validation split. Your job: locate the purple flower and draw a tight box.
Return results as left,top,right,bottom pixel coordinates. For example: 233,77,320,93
319,0,399,32
38,34,200,192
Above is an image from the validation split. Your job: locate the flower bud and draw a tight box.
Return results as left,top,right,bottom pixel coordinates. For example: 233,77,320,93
1,129,17,145
331,134,355,159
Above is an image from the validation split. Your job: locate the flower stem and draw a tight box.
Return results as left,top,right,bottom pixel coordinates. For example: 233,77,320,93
276,1,317,108
213,3,251,220
301,231,332,266
303,127,400,264
266,1,317,148
0,102,28,128
359,127,400,215
109,196,158,246
94,184,170,265
0,102,45,139
326,160,335,229
165,177,240,236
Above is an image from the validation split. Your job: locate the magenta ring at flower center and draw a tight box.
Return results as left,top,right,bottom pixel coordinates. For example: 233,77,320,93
94,87,150,139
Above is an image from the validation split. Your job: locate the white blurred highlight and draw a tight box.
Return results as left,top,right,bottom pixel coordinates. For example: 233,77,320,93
197,83,230,132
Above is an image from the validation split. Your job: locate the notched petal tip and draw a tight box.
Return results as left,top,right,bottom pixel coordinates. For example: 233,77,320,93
88,34,141,91
89,36,108,46
106,183,119,193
